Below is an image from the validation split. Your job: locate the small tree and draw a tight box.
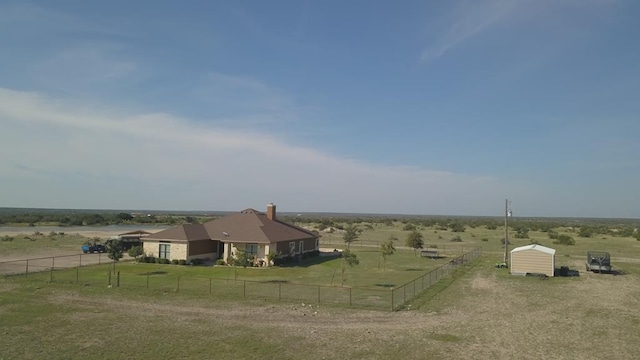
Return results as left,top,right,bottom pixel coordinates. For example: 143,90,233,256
341,249,360,286
406,230,424,255
106,239,124,273
343,224,359,249
128,245,143,261
233,248,251,268
380,236,396,271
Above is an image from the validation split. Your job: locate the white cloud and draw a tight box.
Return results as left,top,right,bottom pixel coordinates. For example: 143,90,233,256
28,44,139,93
0,87,520,215
421,0,520,61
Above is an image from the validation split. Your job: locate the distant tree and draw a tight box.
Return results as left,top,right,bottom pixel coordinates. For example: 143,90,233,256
514,227,529,239
116,212,133,222
83,214,105,226
128,245,143,261
402,223,417,231
106,239,124,272
634,231,640,241
450,223,466,232
341,249,360,286
406,230,424,255
380,236,396,271
578,227,593,238
343,224,359,249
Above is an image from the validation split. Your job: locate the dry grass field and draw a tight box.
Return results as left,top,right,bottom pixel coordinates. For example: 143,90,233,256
1,221,640,359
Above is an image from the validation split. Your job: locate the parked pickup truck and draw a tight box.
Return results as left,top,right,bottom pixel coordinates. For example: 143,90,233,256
81,243,106,253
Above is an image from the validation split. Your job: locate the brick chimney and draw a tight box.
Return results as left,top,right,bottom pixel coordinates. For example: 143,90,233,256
266,203,276,220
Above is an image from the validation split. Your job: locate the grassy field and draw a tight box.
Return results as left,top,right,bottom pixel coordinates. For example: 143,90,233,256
0,232,90,255
1,221,640,359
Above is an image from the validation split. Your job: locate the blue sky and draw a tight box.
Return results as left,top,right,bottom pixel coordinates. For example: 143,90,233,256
1,0,639,217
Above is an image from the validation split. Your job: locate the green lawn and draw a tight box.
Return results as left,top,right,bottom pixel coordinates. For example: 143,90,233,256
8,247,475,311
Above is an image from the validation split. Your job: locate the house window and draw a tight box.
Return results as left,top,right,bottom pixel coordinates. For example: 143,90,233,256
159,243,170,259
246,243,258,257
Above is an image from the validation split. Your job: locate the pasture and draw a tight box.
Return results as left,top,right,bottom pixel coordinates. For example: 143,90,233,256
1,220,640,359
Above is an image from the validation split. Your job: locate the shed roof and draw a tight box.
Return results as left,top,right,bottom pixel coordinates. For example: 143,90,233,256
203,208,317,244
510,244,556,255
145,224,210,242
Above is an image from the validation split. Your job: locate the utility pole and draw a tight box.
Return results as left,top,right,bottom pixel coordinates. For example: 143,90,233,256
503,199,509,264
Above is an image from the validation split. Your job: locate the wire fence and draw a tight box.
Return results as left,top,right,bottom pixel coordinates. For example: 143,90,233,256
391,248,482,310
2,248,481,311
0,253,113,277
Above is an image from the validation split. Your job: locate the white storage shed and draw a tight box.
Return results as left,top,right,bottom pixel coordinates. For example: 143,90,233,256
510,244,556,277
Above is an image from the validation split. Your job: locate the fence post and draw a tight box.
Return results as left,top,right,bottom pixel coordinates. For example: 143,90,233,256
209,278,212,294
117,271,120,287
50,266,53,282
349,287,352,307
403,285,406,304
147,274,150,289
317,286,321,304
25,259,29,277
278,282,281,301
52,257,55,271
243,280,246,298
391,288,394,311
108,271,112,286
177,276,180,292
76,266,79,284
79,254,82,267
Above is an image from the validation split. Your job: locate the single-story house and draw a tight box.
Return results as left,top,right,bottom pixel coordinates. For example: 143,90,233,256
140,204,319,266
203,204,319,266
510,244,556,277
142,224,221,262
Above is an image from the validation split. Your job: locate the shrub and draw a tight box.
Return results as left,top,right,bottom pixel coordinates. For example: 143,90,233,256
171,259,179,265
274,255,293,266
553,234,575,245
128,245,143,259
162,258,171,264
191,258,203,266
480,238,488,242
178,259,187,265
1,235,13,242
450,235,462,242
403,223,417,231
145,256,155,263
155,257,162,264
215,259,225,266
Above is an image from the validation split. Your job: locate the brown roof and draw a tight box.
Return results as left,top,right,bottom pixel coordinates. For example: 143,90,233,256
145,224,210,242
203,208,317,244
